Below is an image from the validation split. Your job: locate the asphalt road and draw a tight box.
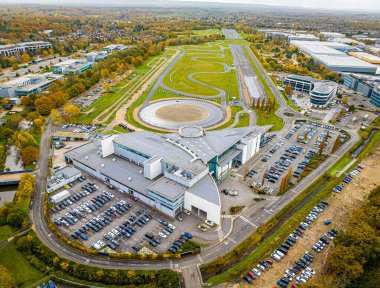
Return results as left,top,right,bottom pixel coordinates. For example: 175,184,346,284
29,43,360,288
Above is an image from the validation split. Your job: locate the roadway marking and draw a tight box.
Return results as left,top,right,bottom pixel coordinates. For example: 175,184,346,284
264,209,273,214
222,215,232,219
196,254,204,263
228,237,236,244
239,215,258,228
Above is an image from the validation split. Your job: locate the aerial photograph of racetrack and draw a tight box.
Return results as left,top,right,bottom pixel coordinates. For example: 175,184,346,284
0,1,379,288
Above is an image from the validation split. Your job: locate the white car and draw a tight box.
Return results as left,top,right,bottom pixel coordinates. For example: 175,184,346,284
120,200,126,204
205,220,215,227
168,223,176,230
306,267,315,275
158,232,167,238
229,189,238,196
183,209,190,215
252,268,261,276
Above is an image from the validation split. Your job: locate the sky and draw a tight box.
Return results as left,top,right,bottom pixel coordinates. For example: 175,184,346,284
1,0,379,11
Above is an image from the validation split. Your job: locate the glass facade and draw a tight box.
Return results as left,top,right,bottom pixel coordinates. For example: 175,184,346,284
370,89,380,108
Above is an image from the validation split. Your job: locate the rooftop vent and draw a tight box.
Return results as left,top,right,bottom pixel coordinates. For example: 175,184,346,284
101,163,105,167
112,158,116,162
85,156,89,160
128,177,132,181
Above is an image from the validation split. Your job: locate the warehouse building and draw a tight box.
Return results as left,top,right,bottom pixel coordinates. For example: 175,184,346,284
348,52,380,64
64,126,270,224
50,190,71,204
290,40,378,74
0,73,63,98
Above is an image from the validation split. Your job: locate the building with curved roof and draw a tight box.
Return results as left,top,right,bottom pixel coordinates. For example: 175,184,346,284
64,126,270,224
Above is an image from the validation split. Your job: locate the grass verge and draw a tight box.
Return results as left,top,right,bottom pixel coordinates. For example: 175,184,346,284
0,242,45,287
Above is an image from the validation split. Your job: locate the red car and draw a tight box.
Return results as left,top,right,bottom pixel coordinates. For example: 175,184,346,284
248,271,257,280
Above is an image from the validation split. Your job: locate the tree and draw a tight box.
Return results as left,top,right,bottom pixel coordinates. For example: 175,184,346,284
0,265,16,288
331,133,341,153
21,146,39,166
284,85,293,96
63,104,81,121
50,109,63,124
103,83,112,92
35,96,55,115
342,96,349,105
12,130,37,149
16,174,35,199
20,53,31,63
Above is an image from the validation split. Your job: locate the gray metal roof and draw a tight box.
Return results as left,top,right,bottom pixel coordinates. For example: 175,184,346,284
56,166,81,178
165,126,271,163
187,174,220,206
65,141,221,207
114,132,206,174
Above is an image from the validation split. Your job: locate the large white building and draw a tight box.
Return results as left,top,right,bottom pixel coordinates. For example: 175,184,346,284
0,41,51,57
65,126,270,224
290,40,378,74
0,73,63,98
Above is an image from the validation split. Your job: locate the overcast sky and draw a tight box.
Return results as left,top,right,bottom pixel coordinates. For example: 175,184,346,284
1,0,379,11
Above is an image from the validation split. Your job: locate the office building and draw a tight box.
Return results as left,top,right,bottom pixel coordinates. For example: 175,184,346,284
0,41,51,57
284,74,337,107
52,59,92,75
0,73,63,98
343,73,380,108
310,82,337,107
64,126,270,224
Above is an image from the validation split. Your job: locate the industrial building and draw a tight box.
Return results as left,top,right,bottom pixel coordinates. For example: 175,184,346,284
343,73,380,108
102,44,130,53
85,51,108,63
284,74,338,107
50,190,71,204
53,131,90,142
0,41,51,57
0,73,63,98
348,52,380,64
290,40,378,74
64,126,270,224
52,59,93,75
47,166,82,193
287,35,319,42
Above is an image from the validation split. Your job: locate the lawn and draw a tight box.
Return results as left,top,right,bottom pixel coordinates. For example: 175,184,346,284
214,106,244,130
162,44,238,98
191,29,222,36
255,109,284,131
0,242,45,287
235,112,250,128
0,225,13,242
75,51,172,124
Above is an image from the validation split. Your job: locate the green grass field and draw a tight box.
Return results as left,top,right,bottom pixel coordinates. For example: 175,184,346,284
0,242,45,287
75,50,175,124
191,29,222,36
162,43,238,99
0,225,13,242
235,112,250,128
214,106,244,130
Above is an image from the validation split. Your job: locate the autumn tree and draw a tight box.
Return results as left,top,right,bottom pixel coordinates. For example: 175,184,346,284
50,109,63,124
21,146,39,166
284,85,293,95
16,174,35,199
63,104,81,121
35,96,55,115
103,83,112,92
331,133,341,153
12,130,37,149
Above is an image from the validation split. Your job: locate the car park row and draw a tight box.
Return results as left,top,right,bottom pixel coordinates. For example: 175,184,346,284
242,200,330,286
333,164,363,193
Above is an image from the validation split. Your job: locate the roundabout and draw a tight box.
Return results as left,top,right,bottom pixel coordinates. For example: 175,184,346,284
137,99,226,130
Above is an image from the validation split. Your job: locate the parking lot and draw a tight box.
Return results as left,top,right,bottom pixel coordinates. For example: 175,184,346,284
49,172,200,255
246,121,345,194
